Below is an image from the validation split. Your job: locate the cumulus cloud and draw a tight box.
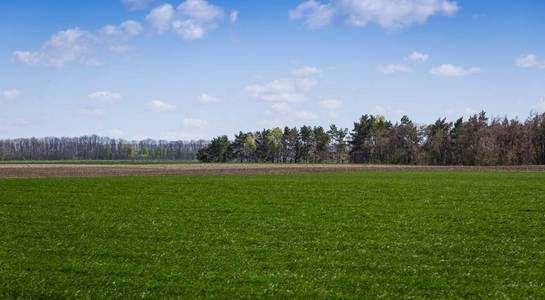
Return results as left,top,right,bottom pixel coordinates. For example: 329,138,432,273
230,10,239,23
430,64,481,77
121,0,153,10
292,66,322,76
289,0,336,29
245,78,318,102
13,28,93,68
289,0,459,30
146,4,175,34
377,64,412,74
515,54,545,69
3,89,21,100
146,0,225,40
295,111,319,120
88,91,122,104
408,51,429,62
13,20,142,68
150,100,176,111
13,1,228,67
198,93,220,103
100,20,143,38
319,99,342,110
183,118,208,128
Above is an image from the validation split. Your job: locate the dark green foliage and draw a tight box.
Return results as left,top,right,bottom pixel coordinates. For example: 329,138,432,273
196,136,231,162
328,124,349,163
231,131,250,162
349,114,392,163
1,172,545,298
313,126,330,162
196,112,545,165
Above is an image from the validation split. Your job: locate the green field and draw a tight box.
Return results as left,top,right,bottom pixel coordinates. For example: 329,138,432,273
1,172,544,298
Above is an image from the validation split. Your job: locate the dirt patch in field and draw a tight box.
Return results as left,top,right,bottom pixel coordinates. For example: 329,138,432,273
1,164,545,178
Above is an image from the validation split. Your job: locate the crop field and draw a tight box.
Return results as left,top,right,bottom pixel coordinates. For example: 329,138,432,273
2,163,545,178
1,171,545,298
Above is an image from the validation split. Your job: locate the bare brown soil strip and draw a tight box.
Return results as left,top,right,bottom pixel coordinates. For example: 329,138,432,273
1,164,544,178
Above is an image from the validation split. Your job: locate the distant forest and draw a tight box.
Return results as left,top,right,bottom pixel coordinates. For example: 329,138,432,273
197,111,545,165
1,111,545,165
0,136,207,161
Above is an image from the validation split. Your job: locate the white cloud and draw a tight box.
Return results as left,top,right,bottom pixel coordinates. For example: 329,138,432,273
13,28,92,68
515,54,545,69
289,0,336,29
172,20,206,39
198,93,220,103
100,20,143,39
290,0,459,30
430,64,481,77
13,1,227,68
183,118,208,128
3,89,21,100
178,0,223,22
292,66,322,76
150,100,176,111
271,103,292,114
122,0,153,10
295,111,319,120
319,99,342,110
377,64,412,74
146,4,175,34
146,0,225,40
245,78,317,102
88,91,122,104
408,51,429,62
13,20,142,68
230,10,239,23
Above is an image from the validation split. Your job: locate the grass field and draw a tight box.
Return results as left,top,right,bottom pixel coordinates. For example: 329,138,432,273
1,172,544,298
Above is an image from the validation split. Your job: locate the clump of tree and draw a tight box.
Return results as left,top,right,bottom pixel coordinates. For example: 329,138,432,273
0,136,207,161
3,112,545,165
196,111,545,165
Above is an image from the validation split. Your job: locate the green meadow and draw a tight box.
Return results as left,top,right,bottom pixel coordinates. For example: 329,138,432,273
1,172,544,298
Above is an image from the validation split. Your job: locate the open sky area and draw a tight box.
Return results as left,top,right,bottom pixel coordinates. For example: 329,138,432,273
1,0,544,140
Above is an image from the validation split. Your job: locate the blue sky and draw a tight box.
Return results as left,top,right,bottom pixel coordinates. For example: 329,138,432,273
1,0,544,140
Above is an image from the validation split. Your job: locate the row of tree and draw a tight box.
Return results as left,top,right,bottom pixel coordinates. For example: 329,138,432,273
2,112,544,165
0,136,207,161
197,112,545,165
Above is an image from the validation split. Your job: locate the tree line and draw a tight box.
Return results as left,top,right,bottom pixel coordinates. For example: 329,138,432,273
2,111,544,165
0,136,207,161
197,111,545,165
